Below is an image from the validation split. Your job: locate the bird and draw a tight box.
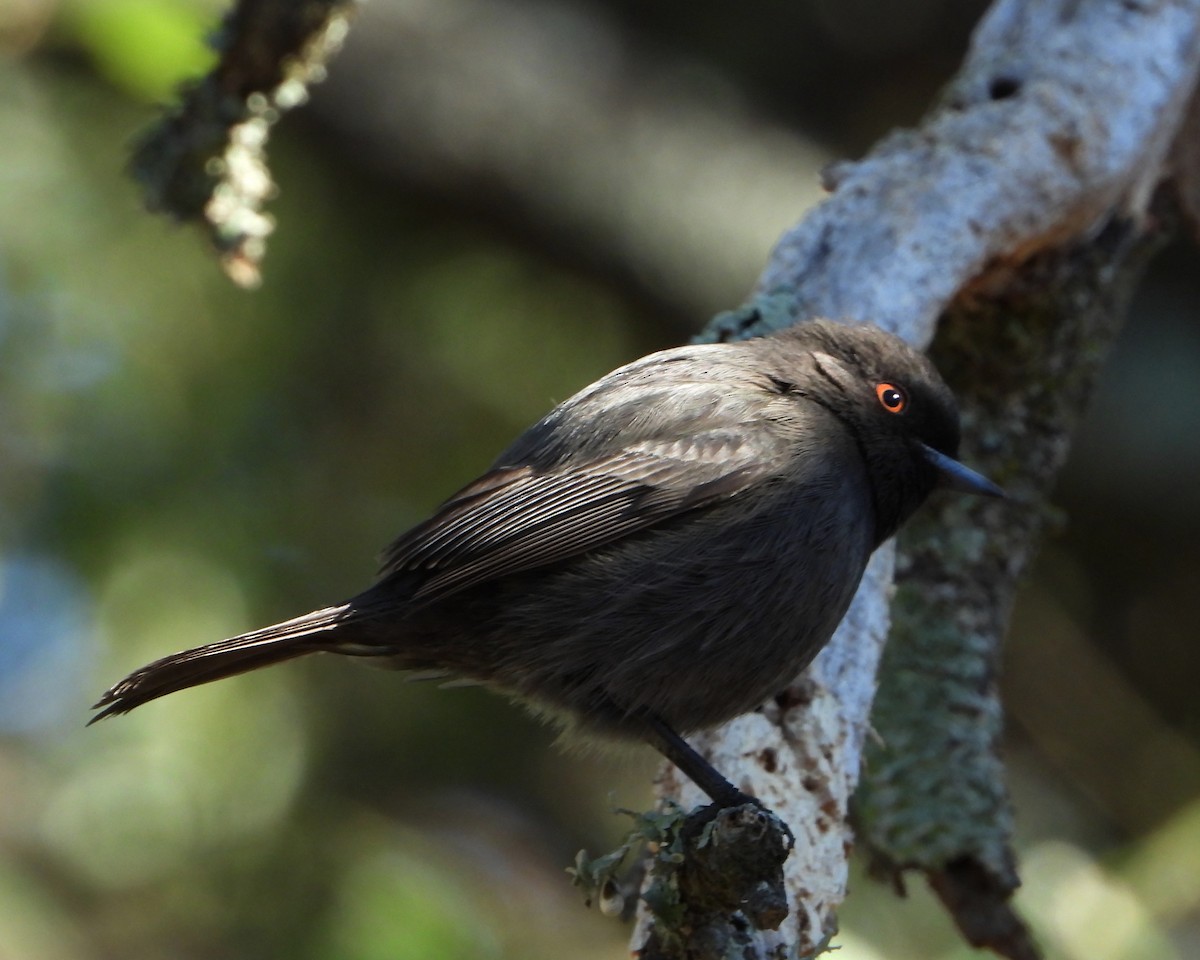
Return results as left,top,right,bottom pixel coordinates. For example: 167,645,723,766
91,319,1002,807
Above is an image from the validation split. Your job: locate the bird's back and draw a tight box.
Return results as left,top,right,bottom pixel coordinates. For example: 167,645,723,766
391,399,877,738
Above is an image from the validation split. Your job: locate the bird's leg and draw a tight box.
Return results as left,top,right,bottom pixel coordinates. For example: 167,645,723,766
642,714,754,808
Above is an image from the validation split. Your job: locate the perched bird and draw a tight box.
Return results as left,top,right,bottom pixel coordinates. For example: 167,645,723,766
92,320,1002,806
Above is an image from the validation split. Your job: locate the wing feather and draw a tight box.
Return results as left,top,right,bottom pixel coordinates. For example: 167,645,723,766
379,430,785,606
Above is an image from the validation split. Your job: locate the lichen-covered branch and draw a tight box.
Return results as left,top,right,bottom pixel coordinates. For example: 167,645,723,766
858,210,1169,960
632,1,1200,957
128,0,359,287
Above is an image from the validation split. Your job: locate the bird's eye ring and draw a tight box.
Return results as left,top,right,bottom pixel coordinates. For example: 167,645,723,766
875,382,907,413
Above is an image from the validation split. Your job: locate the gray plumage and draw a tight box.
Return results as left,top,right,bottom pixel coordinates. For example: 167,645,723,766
92,320,999,795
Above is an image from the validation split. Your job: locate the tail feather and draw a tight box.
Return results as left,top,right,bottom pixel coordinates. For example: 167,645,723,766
89,604,355,724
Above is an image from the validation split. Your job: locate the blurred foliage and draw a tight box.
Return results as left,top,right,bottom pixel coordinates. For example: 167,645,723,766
2,1,1200,959
59,0,219,101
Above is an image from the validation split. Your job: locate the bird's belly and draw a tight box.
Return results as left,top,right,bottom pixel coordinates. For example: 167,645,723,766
438,490,876,739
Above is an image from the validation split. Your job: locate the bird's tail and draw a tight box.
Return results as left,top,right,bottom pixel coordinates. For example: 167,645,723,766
89,603,361,724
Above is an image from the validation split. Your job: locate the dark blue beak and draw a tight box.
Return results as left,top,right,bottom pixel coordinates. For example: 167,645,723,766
921,445,1006,499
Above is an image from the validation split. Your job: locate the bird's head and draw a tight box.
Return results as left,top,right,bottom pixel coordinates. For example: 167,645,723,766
774,320,1003,540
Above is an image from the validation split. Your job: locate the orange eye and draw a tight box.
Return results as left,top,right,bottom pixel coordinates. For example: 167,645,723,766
876,382,906,413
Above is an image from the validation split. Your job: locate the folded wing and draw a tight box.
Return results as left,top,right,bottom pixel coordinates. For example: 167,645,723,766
379,429,787,606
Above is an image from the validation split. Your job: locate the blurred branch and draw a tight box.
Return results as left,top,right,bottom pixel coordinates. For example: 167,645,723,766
128,0,359,287
633,1,1200,958
311,0,830,321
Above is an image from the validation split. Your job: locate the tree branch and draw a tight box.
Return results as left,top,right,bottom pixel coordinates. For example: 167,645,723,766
311,0,832,321
129,0,359,286
631,1,1200,956
861,210,1168,960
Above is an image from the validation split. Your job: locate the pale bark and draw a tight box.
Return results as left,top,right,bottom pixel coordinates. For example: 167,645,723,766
645,1,1200,956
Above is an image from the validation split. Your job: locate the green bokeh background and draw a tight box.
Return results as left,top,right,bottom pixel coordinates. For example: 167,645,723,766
3,2,1200,959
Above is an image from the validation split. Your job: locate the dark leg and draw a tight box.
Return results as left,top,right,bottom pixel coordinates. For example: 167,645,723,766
642,714,754,808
